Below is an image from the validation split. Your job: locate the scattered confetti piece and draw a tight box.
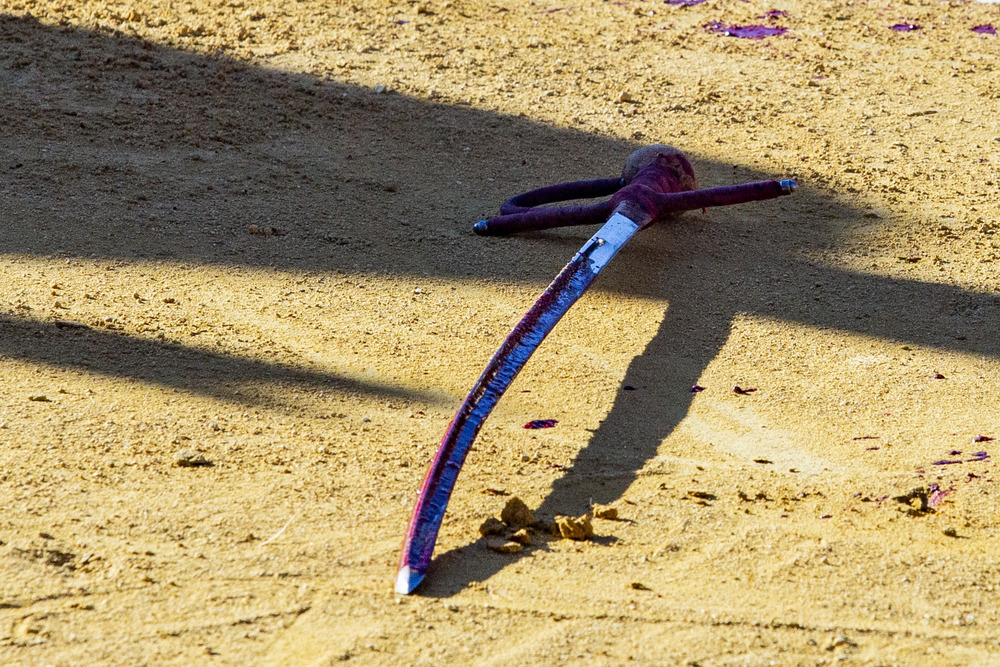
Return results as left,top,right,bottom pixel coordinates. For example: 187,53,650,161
933,373,946,379
890,23,921,32
690,384,706,393
706,21,787,38
524,419,558,429
967,451,990,462
666,0,706,5
948,450,963,456
733,386,757,395
932,459,963,466
853,435,878,440
928,483,952,506
974,435,994,442
758,9,787,19
972,24,996,35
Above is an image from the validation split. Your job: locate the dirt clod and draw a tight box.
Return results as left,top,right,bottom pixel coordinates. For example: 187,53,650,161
593,504,619,520
478,517,506,537
500,496,535,529
510,528,532,545
174,449,213,467
484,537,523,554
553,514,594,541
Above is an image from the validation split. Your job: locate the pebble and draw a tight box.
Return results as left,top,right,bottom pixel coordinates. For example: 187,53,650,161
943,527,959,538
553,514,594,540
500,496,535,529
827,635,857,650
174,449,213,467
54,320,90,330
593,504,618,520
510,528,532,545
616,91,635,103
484,537,522,554
28,395,52,402
478,517,506,537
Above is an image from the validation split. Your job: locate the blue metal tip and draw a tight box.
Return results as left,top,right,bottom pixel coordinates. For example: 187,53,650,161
395,565,425,595
778,179,798,195
473,220,489,235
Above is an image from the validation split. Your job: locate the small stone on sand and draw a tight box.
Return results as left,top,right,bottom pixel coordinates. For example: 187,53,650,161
174,449,212,467
501,496,535,529
484,537,522,554
510,528,532,545
478,517,506,537
553,514,594,540
593,504,618,520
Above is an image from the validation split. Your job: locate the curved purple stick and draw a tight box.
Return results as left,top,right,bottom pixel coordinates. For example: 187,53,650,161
499,177,623,214
473,178,622,236
396,250,601,594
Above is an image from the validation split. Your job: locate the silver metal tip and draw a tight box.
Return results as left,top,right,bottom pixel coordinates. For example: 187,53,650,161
778,179,798,195
473,220,489,235
395,565,424,595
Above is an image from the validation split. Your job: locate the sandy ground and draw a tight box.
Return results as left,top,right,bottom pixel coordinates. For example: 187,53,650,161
2,0,1000,664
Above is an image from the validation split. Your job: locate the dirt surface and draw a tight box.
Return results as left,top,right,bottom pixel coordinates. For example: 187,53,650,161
2,0,1000,664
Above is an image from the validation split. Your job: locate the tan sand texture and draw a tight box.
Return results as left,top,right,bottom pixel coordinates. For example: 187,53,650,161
1,0,1000,664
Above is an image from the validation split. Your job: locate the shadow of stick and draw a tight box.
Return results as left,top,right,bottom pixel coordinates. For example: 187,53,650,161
420,290,734,597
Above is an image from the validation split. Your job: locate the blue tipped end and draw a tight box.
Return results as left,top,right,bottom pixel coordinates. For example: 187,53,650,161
395,565,425,595
778,179,798,195
472,220,489,236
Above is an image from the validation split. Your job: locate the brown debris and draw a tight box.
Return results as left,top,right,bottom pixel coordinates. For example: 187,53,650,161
478,517,506,537
484,537,523,554
500,496,535,529
593,504,619,520
510,528,533,545
552,514,594,541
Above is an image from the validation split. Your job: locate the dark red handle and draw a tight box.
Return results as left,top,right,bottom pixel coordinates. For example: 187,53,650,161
474,147,795,236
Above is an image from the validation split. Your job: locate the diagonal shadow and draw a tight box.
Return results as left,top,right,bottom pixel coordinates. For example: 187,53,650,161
0,313,438,410
1,14,998,596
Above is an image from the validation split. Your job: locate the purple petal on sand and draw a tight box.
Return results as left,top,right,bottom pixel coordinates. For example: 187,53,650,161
949,450,963,456
666,0,706,5
972,25,996,36
929,486,952,507
974,435,994,443
890,23,921,32
690,384,706,393
932,459,963,465
706,21,787,38
524,419,558,429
